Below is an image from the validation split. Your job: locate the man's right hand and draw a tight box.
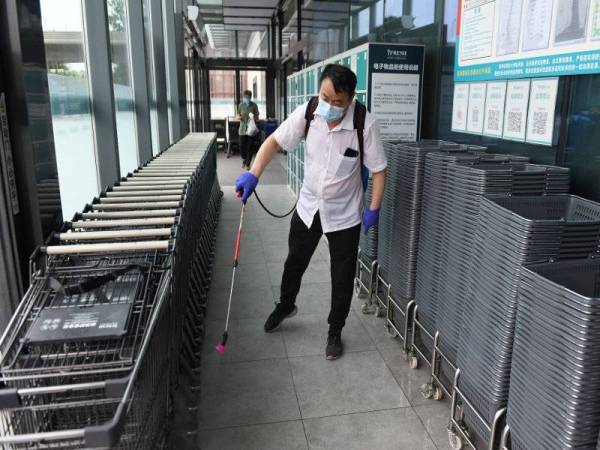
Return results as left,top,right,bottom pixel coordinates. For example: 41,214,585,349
235,171,259,204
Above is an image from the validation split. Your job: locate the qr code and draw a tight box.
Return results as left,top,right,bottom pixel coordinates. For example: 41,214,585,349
487,110,500,130
507,111,522,133
532,111,548,135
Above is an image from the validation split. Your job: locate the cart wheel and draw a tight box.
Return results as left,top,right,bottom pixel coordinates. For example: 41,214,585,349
361,302,375,315
402,349,410,361
386,323,398,338
448,429,464,450
375,305,385,318
409,355,419,370
433,385,444,401
421,382,434,399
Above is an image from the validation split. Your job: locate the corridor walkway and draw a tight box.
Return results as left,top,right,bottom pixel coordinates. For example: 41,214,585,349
197,152,453,449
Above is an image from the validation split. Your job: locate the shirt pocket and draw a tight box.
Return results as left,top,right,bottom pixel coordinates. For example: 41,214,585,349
327,150,359,179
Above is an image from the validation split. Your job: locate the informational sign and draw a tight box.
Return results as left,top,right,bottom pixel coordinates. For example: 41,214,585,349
503,79,531,141
466,82,487,133
0,93,19,215
368,44,425,141
455,0,600,81
525,77,559,145
451,83,470,131
483,81,508,137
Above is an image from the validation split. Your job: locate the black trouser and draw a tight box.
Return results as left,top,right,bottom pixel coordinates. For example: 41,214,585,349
239,135,253,167
280,211,361,333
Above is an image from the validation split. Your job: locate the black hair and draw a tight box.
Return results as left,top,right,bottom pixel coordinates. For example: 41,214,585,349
243,90,252,97
319,64,357,95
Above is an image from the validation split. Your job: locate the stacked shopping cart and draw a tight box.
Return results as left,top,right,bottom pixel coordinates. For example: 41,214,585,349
0,133,221,449
449,194,600,448
505,258,600,450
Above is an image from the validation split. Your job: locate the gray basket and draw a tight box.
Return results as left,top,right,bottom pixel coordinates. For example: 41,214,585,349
507,259,600,450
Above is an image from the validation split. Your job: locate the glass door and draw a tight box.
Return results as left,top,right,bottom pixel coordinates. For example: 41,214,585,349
239,70,267,118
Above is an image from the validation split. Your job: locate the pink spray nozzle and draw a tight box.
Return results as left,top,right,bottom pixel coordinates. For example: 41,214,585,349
215,331,229,354
215,344,227,354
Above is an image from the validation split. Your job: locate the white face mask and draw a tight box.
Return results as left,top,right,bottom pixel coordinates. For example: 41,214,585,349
316,98,346,122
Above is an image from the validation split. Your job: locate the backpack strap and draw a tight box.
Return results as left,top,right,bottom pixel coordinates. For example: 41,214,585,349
353,100,367,167
304,96,320,139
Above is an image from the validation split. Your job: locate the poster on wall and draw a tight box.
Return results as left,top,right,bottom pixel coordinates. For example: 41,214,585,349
525,77,559,145
367,44,425,141
466,82,487,133
455,0,600,82
483,81,508,137
502,79,531,141
451,83,470,131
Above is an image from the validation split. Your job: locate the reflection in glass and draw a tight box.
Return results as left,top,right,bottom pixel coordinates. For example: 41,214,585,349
108,0,138,176
209,70,236,119
40,0,98,219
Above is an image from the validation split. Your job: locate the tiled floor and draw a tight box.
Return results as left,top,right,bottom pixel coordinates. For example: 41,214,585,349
198,158,453,449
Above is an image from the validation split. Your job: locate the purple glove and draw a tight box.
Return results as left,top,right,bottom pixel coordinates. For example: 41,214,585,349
235,171,258,204
362,208,379,234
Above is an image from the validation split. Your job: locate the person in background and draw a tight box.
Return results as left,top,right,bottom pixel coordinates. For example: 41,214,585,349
235,64,387,360
237,90,260,170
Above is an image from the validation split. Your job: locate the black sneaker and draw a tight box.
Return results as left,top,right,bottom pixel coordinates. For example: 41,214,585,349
326,332,343,360
264,303,297,332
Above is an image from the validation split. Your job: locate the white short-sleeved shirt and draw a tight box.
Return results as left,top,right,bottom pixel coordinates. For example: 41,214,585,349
273,100,387,233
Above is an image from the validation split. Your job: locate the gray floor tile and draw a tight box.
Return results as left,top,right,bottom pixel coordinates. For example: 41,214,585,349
289,351,410,419
357,310,404,351
202,318,286,364
206,285,275,321
282,312,375,358
303,408,437,450
379,348,433,407
271,282,332,315
198,359,301,429
262,242,290,263
414,401,454,450
213,239,266,267
198,420,308,450
210,262,271,292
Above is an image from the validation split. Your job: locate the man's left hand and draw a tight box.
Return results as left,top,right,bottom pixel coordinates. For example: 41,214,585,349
362,208,379,234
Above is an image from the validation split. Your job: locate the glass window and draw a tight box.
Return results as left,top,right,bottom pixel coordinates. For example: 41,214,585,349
238,30,269,58
209,70,236,119
142,0,159,155
375,0,384,27
108,0,138,176
240,70,267,118
40,0,98,220
384,0,403,19
204,25,236,58
411,0,435,29
566,75,600,200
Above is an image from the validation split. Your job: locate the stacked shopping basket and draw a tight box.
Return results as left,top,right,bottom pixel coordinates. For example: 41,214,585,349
355,177,379,305
504,259,600,450
376,141,467,346
449,195,600,448
0,133,221,449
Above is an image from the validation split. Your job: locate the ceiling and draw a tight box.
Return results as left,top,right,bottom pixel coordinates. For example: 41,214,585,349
197,0,278,31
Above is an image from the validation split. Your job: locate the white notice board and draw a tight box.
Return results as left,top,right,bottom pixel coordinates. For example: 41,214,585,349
466,83,487,134
483,81,508,138
525,77,559,145
451,83,470,132
502,79,531,142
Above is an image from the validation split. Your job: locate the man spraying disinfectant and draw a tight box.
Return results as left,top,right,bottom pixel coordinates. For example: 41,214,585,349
235,64,387,360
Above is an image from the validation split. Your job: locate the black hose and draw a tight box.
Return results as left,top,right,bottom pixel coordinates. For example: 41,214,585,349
254,190,297,219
